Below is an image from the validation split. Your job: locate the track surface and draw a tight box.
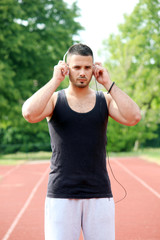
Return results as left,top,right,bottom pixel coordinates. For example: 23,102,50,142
0,157,160,240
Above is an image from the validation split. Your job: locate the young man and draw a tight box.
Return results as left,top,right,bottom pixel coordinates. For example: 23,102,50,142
22,43,141,240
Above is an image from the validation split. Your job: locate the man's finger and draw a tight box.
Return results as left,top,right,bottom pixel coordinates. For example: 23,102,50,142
94,62,102,66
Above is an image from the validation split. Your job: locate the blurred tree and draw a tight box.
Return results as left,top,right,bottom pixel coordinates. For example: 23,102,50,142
0,0,83,153
102,0,160,151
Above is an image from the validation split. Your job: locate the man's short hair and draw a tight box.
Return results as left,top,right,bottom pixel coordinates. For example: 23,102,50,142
67,43,93,59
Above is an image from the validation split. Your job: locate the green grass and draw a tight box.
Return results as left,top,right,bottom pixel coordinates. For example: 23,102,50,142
0,151,51,165
0,148,159,165
109,148,160,165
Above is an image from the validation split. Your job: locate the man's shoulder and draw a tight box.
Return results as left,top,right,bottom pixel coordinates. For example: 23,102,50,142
99,91,111,107
52,88,68,105
46,91,60,122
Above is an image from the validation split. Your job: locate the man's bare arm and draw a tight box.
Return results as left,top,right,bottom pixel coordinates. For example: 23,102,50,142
93,62,141,126
22,61,68,123
104,89,141,126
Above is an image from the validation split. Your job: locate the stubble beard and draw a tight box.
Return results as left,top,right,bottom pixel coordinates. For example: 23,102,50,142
75,81,90,88
69,76,92,89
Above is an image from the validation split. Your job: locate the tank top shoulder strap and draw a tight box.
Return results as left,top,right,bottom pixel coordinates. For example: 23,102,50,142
55,89,67,107
96,91,108,117
57,89,65,99
96,90,105,99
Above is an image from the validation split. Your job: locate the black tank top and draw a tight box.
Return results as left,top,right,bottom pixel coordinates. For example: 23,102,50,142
47,89,113,198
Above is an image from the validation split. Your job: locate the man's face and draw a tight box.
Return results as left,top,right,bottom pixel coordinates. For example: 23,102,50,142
67,55,93,88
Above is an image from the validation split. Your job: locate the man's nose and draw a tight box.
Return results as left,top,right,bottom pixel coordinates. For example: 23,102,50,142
80,70,85,77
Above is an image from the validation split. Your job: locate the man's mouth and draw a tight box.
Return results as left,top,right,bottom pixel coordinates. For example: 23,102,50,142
77,78,87,82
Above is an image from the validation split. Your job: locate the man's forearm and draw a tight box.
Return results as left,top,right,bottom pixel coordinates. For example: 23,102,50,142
104,82,141,125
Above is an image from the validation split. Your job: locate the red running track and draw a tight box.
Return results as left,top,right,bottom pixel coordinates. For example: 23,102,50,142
0,157,160,240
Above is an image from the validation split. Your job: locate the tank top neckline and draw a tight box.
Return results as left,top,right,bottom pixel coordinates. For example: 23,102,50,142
62,89,98,115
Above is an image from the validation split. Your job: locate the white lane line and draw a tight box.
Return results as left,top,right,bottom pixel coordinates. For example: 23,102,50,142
27,160,50,164
113,159,160,199
1,165,20,178
2,166,50,240
0,161,49,179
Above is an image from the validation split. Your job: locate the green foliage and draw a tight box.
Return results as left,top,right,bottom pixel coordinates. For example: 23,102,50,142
102,0,160,151
0,0,83,153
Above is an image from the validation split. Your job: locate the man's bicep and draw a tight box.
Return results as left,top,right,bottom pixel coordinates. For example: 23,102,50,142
28,98,54,123
107,96,129,126
30,92,58,123
46,92,58,122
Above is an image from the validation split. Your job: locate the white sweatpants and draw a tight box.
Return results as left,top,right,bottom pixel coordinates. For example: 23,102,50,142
45,197,115,240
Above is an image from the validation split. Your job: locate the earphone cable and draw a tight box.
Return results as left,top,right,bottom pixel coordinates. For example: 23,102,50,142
94,77,99,92
107,149,127,203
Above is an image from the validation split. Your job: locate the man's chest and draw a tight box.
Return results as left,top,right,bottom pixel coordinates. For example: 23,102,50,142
66,95,96,113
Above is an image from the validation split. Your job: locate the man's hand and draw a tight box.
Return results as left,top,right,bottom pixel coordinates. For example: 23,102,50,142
93,62,112,91
53,60,69,85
